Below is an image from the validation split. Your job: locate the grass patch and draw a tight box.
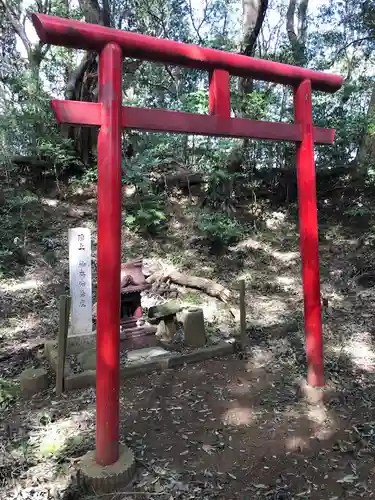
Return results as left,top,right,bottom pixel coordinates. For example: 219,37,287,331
181,292,202,305
0,377,19,411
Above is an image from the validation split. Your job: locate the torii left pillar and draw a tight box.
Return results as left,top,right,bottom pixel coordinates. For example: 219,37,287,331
79,43,136,490
96,43,122,466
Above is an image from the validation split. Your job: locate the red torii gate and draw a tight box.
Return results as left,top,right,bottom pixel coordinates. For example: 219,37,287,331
32,13,343,468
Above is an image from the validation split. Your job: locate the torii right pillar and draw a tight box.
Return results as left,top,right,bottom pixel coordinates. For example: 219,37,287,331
294,79,324,387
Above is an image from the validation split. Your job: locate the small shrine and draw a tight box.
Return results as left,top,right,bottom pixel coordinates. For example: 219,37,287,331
119,258,157,349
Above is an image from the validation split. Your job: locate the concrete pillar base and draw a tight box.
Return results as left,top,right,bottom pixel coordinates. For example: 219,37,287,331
296,378,334,404
79,444,135,493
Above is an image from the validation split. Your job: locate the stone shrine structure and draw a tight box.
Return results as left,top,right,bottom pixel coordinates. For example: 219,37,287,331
119,259,156,349
92,258,156,349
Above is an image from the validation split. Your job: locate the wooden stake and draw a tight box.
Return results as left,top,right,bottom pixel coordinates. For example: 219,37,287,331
56,295,71,396
239,280,247,348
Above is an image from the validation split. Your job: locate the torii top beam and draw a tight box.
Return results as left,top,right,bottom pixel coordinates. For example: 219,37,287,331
32,13,343,93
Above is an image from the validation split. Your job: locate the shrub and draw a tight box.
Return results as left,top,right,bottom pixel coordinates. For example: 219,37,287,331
125,195,168,235
197,212,244,246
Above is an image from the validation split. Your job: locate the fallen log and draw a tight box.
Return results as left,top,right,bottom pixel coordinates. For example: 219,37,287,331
155,172,204,190
12,156,50,169
146,269,231,302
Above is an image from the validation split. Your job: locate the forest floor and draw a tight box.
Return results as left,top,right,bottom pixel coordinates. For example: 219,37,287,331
2,182,375,499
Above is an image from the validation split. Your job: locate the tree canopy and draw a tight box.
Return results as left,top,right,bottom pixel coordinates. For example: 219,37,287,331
0,0,374,211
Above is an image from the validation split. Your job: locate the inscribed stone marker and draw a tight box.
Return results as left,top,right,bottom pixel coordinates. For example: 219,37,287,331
68,227,92,336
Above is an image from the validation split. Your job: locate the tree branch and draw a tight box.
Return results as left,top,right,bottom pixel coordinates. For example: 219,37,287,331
143,0,169,38
0,0,32,61
287,0,309,65
242,0,269,57
286,0,298,49
297,0,309,44
187,0,203,43
331,36,374,62
101,0,111,27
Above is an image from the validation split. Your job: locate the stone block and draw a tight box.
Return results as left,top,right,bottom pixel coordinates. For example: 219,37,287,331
182,307,206,347
148,301,181,320
168,342,234,367
20,367,49,398
156,318,177,343
77,349,96,371
65,370,96,391
66,332,96,354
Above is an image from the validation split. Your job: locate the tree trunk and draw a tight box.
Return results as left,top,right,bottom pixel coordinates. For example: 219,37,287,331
216,0,268,206
356,84,375,170
241,0,269,94
64,0,111,164
286,0,309,66
65,52,99,164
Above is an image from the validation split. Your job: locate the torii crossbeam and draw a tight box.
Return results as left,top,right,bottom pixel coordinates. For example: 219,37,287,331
32,13,343,468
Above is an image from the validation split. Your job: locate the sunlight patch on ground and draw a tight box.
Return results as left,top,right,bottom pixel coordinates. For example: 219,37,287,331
271,250,299,263
340,332,375,372
13,313,40,333
251,296,292,325
275,275,298,292
324,290,345,304
245,348,274,371
30,410,94,459
286,436,309,451
41,198,59,207
0,314,41,341
309,405,337,440
171,220,182,229
0,278,42,293
0,324,17,338
265,211,287,230
231,236,299,263
125,185,136,197
276,276,295,286
199,300,220,322
222,405,256,427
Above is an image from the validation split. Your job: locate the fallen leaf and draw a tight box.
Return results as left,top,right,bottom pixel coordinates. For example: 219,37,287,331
202,444,215,455
337,474,358,484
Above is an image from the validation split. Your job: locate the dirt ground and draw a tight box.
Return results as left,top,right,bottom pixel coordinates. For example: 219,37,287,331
3,348,375,499
2,189,375,499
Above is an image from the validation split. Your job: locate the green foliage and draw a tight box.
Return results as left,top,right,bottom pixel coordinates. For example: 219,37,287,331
168,252,191,268
0,377,19,410
197,211,244,245
0,69,82,180
0,189,39,274
182,292,202,304
36,138,83,174
0,0,374,212
232,89,271,119
126,195,168,235
182,89,209,114
344,203,373,217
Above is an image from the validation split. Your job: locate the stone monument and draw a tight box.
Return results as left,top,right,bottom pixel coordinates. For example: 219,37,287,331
68,227,92,338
